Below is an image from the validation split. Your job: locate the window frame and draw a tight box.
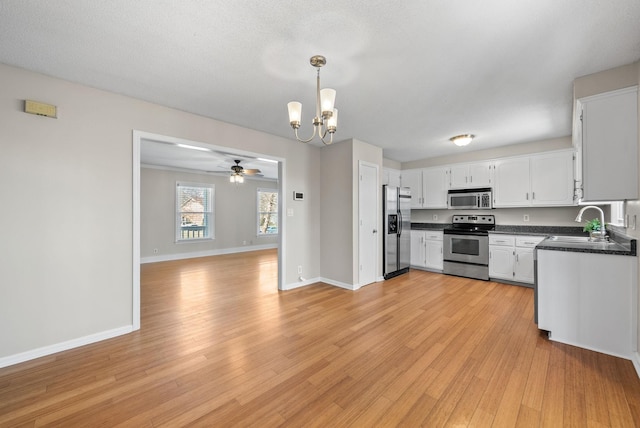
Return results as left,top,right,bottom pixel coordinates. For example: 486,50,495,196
175,181,215,242
257,188,278,236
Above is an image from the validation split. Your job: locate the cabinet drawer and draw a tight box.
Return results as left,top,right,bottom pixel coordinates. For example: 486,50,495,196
516,236,545,248
424,231,443,241
489,235,515,246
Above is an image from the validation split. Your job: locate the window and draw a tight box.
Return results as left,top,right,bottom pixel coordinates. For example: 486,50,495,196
257,189,278,235
610,201,626,227
176,182,214,241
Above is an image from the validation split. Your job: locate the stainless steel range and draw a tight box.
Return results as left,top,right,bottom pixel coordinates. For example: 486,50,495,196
443,214,495,280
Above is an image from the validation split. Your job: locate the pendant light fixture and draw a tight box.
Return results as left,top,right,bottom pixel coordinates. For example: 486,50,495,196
450,134,474,147
287,55,338,145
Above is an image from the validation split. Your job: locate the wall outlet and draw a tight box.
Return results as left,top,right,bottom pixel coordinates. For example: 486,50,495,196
523,214,530,222
297,265,303,274
433,214,438,221
243,240,247,245
153,248,158,254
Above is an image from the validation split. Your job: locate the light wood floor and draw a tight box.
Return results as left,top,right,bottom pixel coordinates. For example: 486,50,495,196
2,249,640,427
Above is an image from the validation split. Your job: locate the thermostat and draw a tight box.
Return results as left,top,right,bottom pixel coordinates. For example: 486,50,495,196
293,191,304,201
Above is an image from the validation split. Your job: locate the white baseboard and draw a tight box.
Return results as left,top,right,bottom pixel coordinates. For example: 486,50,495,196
0,325,133,369
633,352,640,379
282,276,357,291
140,243,278,264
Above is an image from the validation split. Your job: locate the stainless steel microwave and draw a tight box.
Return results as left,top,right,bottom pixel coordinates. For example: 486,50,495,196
448,188,492,210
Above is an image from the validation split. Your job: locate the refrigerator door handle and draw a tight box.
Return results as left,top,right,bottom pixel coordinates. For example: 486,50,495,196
398,210,403,235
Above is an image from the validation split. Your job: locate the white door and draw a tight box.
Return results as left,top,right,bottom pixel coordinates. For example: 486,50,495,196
359,162,379,287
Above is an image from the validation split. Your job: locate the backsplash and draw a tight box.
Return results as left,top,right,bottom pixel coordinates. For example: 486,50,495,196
411,205,612,227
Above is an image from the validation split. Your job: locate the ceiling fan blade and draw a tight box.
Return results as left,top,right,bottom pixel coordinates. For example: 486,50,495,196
243,169,262,175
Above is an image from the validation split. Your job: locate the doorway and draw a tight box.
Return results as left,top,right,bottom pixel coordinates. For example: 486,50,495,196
132,131,284,330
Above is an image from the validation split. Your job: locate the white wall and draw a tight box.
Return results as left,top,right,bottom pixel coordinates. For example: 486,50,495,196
320,141,353,286
140,167,278,261
0,63,321,363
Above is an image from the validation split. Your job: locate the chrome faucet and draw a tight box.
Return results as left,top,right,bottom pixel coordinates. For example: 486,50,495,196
575,205,606,240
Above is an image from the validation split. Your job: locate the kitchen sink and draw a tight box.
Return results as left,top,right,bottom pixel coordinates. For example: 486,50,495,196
548,235,594,243
547,235,613,245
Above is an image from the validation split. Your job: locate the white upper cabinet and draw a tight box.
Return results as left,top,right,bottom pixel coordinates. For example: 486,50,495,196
402,169,424,208
403,167,449,209
449,161,493,189
422,166,449,208
494,156,531,207
383,168,402,187
530,150,575,206
494,150,575,208
576,86,638,202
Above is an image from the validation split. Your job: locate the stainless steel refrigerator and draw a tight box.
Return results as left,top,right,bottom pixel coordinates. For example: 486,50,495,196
383,185,411,279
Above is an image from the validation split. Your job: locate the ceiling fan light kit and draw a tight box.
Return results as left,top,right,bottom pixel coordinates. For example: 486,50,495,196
287,55,338,145
450,134,475,147
227,159,260,184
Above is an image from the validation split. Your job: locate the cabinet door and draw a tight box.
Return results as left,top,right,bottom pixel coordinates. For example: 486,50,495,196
402,170,423,208
425,239,443,270
493,157,530,207
531,151,575,206
449,165,468,189
468,161,493,187
383,168,402,187
580,86,638,201
410,230,426,267
422,167,449,208
489,245,514,280
514,247,535,284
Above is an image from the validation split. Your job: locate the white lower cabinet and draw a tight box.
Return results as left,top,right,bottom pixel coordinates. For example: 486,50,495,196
489,234,545,284
537,249,637,358
410,230,443,271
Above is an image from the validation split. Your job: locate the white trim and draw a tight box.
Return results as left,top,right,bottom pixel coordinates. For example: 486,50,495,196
633,352,640,379
140,244,278,264
132,131,141,331
134,130,285,292
0,326,133,369
282,276,356,291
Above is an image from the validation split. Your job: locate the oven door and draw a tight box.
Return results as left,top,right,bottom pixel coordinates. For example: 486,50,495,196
443,233,489,265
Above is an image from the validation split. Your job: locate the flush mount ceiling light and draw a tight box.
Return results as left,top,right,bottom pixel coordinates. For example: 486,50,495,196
450,134,475,147
287,55,338,145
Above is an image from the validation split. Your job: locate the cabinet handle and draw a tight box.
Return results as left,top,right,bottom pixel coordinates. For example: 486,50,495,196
470,176,473,183
526,193,529,200
532,192,535,200
516,254,519,262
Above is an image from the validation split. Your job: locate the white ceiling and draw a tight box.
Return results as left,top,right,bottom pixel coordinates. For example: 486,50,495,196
1,0,639,166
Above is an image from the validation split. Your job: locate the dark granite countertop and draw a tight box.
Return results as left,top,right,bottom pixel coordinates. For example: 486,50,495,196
411,223,446,230
535,227,636,256
411,223,637,256
491,225,586,236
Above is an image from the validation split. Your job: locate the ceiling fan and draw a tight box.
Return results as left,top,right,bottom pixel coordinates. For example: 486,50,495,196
208,159,262,183
230,159,261,176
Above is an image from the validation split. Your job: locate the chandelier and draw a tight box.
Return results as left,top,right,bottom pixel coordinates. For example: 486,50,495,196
287,55,338,145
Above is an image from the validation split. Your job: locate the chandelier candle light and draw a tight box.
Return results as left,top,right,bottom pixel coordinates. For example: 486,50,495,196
287,55,338,145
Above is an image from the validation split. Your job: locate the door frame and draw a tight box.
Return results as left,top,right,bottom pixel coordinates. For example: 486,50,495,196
358,160,380,287
132,130,284,330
